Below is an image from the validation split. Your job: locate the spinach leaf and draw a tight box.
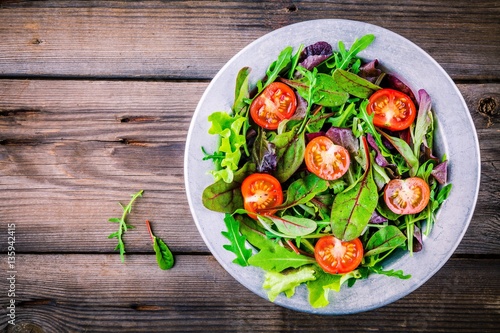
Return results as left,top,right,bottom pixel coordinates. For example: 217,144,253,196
333,68,381,98
364,225,407,257
271,126,305,183
222,214,253,267
273,173,329,211
154,236,175,270
264,215,317,237
202,162,255,213
330,137,378,241
232,67,251,116
248,244,315,272
237,214,276,251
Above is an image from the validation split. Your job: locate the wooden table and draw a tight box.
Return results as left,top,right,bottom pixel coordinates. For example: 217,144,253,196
0,1,498,332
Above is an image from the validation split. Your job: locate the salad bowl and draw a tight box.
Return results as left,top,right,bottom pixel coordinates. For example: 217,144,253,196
184,19,480,314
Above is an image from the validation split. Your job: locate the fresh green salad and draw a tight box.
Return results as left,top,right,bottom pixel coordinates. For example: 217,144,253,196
201,34,452,308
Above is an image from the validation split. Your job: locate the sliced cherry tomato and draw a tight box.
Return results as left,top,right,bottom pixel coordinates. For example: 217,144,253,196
367,88,417,131
384,177,431,215
250,82,297,130
314,236,364,274
305,136,350,180
241,173,283,218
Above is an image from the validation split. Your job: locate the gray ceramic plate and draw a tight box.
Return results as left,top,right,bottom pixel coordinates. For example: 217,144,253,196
184,19,480,314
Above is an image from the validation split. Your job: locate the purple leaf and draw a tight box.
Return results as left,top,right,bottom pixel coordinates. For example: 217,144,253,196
325,127,359,156
359,59,382,83
413,225,423,253
298,41,333,70
382,74,418,106
369,210,388,224
431,161,448,185
305,131,326,142
367,133,392,167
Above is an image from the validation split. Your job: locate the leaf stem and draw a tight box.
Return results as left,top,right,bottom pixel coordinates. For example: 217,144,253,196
145,220,155,244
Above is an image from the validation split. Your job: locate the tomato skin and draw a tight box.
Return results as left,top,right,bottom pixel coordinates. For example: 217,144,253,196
314,236,364,274
241,173,283,218
384,177,431,215
367,88,417,131
250,82,297,130
305,136,350,180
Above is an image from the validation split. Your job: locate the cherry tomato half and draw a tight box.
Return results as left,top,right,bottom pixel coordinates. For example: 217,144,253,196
314,236,364,274
367,88,417,131
305,136,350,180
250,82,297,130
384,177,431,215
241,173,283,218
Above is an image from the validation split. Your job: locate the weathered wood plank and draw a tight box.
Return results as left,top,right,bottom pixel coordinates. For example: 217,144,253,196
0,254,498,332
0,1,498,80
0,80,498,254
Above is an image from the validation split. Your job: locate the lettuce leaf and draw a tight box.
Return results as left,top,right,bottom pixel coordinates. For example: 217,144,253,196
263,266,316,302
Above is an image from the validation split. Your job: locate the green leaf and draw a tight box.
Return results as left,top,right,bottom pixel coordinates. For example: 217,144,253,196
364,225,407,257
153,236,175,270
237,214,276,251
336,34,375,70
232,67,251,115
264,215,317,237
108,218,121,223
202,162,255,213
368,265,411,279
262,266,316,302
207,112,248,183
273,173,330,210
333,69,381,98
306,269,358,308
331,138,378,241
271,127,305,183
248,244,315,272
378,130,419,177
221,214,253,267
412,89,434,158
280,74,349,107
263,46,293,89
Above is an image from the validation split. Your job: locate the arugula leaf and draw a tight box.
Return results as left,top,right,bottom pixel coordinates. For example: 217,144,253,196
378,129,419,177
248,244,315,272
221,214,253,267
261,46,293,91
108,190,143,263
146,220,174,270
335,34,375,70
263,266,316,302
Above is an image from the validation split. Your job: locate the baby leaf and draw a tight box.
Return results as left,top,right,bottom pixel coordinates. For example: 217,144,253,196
306,269,358,308
202,162,255,213
263,266,316,302
222,214,253,267
153,236,175,270
249,244,316,272
232,67,251,116
146,220,175,270
333,68,381,98
378,129,419,177
273,173,329,210
364,225,407,257
265,215,318,237
331,137,378,241
271,127,305,183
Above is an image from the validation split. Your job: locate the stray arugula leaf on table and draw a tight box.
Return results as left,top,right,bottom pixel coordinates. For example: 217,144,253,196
108,189,143,263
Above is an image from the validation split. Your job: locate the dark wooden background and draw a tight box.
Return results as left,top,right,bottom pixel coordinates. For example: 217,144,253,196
0,1,498,332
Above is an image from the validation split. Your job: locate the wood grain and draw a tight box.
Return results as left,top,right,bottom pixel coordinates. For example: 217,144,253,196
0,0,498,80
0,80,498,255
0,254,498,332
